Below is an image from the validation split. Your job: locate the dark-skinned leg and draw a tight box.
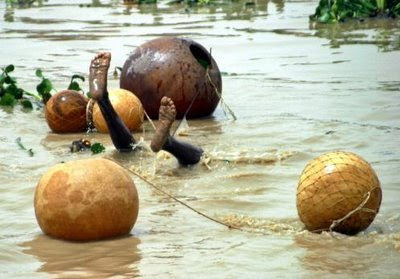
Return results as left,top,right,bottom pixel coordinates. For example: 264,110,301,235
89,53,203,164
89,52,135,152
162,136,203,165
151,96,203,166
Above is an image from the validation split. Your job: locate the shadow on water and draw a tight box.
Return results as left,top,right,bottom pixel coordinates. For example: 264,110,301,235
19,234,142,278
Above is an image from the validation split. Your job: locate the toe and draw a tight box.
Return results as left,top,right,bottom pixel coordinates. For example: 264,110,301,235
160,96,169,106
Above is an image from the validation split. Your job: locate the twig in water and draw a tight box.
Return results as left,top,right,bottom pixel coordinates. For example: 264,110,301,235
206,70,237,121
15,137,34,157
143,108,156,131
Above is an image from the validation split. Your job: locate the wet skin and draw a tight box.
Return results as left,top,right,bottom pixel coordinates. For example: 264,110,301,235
89,52,203,165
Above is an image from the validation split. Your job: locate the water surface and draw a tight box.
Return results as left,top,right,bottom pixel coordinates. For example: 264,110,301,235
1,0,400,278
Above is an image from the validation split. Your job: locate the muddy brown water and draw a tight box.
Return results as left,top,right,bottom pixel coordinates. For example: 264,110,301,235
1,0,400,278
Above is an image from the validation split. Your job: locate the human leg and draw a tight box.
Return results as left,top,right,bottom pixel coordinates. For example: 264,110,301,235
89,52,135,152
89,53,203,163
151,97,203,165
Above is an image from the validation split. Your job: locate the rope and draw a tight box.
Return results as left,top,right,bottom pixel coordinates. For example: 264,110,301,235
329,189,375,232
311,187,378,234
124,165,240,230
206,70,237,121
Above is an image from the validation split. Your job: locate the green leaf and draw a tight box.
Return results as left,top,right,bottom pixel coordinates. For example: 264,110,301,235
71,74,85,82
68,74,85,92
20,99,33,109
0,73,5,85
36,78,54,103
197,58,210,69
5,84,23,99
91,142,105,154
68,81,80,91
4,64,15,73
0,93,16,107
35,69,43,78
319,12,332,23
4,75,17,85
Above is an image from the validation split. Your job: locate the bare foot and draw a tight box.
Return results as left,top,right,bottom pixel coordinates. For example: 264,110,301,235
150,97,177,152
89,52,111,101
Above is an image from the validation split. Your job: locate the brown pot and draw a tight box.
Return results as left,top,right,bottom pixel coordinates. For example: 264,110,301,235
45,90,88,133
120,37,222,119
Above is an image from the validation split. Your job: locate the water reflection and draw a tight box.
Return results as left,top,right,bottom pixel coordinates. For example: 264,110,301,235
310,18,400,52
4,0,398,51
3,5,14,22
20,234,141,278
294,232,379,275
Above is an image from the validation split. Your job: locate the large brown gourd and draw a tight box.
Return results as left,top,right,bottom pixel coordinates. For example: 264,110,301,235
34,158,139,241
120,37,222,119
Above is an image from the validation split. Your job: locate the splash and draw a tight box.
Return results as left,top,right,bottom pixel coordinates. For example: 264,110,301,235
218,214,303,235
202,150,296,168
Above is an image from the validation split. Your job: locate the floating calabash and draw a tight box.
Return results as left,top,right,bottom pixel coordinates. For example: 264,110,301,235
45,90,88,133
120,37,222,119
34,158,139,241
296,151,382,235
88,88,144,133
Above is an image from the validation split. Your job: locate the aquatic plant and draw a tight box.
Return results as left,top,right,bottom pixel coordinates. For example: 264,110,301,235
90,142,106,154
35,69,57,104
0,65,35,109
5,0,38,6
0,65,85,109
311,0,400,23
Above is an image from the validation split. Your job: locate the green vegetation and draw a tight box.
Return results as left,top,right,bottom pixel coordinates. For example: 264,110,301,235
311,0,400,23
68,75,85,92
90,142,106,154
0,65,37,109
5,0,35,4
35,69,57,104
0,65,86,109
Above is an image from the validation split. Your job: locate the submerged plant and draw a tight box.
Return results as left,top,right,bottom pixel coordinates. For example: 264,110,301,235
16,137,34,157
311,0,400,23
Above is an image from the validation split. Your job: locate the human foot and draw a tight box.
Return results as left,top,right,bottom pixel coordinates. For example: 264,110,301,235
89,52,111,101
150,97,177,152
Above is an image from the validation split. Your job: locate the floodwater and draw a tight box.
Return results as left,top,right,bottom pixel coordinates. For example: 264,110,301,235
1,0,400,278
